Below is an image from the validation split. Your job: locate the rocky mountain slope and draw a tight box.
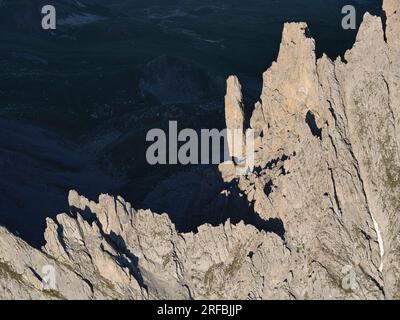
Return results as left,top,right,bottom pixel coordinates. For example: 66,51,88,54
1,0,399,299
0,118,121,247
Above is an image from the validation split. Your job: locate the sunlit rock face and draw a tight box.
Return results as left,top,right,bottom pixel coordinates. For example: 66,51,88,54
1,0,400,300
221,0,400,299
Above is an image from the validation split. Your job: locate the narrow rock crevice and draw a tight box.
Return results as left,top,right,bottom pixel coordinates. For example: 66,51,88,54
68,205,148,290
381,8,388,43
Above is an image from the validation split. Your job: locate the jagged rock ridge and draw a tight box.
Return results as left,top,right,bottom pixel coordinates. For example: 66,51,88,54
1,0,400,299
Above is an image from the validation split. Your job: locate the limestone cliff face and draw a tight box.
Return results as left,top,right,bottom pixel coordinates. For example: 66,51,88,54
1,0,400,300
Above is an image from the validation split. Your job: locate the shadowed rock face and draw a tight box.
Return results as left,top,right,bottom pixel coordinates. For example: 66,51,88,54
1,0,400,300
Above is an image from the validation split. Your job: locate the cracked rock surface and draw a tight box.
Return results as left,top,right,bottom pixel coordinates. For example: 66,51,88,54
1,0,400,300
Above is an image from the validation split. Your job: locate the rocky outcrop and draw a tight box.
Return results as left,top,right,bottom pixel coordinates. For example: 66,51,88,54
1,0,400,300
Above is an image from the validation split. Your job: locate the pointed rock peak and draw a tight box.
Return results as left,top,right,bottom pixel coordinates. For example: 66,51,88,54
259,22,320,119
68,189,86,209
383,0,400,46
281,22,312,42
226,75,243,104
356,12,385,43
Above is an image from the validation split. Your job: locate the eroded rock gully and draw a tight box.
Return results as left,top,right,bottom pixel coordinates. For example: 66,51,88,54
1,0,400,299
